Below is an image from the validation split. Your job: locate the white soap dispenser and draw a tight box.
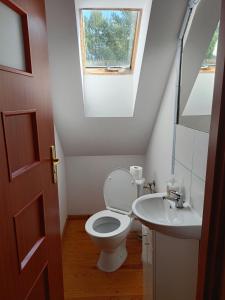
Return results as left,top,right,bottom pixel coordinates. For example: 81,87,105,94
167,175,180,195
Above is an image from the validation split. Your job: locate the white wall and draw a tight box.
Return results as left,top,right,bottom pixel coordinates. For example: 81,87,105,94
66,155,144,215
83,75,134,117
174,125,209,216
54,129,68,234
182,72,214,116
144,52,179,192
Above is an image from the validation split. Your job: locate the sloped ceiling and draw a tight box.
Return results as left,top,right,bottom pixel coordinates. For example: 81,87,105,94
45,0,187,156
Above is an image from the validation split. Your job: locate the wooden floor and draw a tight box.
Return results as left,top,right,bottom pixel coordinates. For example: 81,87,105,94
62,218,143,300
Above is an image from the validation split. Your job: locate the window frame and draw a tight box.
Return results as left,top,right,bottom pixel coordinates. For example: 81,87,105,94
79,8,142,75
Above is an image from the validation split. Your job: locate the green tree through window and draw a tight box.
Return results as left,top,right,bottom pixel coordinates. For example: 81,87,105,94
202,23,219,68
82,9,139,69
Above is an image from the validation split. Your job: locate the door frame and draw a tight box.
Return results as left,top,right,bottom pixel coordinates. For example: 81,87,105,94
197,0,225,298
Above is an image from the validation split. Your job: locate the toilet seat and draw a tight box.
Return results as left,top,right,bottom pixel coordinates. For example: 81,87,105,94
103,168,137,214
85,210,131,238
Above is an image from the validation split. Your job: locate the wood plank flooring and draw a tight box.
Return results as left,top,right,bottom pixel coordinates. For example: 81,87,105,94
62,219,143,300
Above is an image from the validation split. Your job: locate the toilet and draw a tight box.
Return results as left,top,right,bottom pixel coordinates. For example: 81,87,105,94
85,168,139,272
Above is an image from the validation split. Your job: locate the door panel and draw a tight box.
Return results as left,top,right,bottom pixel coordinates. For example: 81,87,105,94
2,110,40,180
13,192,45,271
0,0,64,299
26,265,49,300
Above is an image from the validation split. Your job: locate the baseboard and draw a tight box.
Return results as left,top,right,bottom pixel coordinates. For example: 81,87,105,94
61,215,90,241
68,214,90,220
62,216,69,241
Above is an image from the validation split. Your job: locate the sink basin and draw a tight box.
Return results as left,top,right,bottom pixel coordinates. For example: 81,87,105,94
132,193,202,239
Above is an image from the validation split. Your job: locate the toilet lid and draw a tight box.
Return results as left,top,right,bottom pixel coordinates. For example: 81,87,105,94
103,168,137,214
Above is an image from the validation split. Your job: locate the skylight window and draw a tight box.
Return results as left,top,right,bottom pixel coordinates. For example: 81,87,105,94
80,9,141,74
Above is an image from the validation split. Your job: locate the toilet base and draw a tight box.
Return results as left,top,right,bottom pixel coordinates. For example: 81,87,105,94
97,240,127,272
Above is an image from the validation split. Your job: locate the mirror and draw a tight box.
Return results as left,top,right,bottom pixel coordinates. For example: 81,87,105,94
177,0,221,132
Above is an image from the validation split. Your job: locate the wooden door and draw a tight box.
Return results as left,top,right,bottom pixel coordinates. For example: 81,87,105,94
0,0,64,299
196,0,225,298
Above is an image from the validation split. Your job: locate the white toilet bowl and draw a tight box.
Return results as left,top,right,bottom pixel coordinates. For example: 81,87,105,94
85,209,132,272
85,169,138,272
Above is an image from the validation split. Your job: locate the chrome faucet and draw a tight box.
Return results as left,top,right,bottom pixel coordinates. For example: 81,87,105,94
163,190,184,209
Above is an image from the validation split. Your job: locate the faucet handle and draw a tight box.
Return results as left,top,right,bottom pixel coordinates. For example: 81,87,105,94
169,190,181,198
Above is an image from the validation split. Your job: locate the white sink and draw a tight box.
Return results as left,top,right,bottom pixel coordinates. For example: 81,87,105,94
132,193,202,240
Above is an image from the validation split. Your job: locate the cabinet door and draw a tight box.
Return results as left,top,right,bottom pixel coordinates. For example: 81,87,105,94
142,225,155,300
155,232,198,300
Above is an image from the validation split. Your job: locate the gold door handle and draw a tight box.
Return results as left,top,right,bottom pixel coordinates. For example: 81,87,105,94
53,158,60,165
50,145,60,183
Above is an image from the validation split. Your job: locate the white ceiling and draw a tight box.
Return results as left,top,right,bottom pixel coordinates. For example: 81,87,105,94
45,0,187,156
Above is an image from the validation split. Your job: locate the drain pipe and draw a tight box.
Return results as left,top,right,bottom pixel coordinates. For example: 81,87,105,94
171,0,201,174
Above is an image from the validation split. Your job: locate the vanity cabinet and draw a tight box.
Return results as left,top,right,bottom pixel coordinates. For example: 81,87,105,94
142,226,199,300
142,226,155,300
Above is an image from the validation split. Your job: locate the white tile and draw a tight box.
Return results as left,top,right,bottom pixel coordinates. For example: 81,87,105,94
175,125,195,170
192,131,209,180
174,160,192,203
191,174,205,217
